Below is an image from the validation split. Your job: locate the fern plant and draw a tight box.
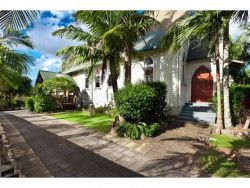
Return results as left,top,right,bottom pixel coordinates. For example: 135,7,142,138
143,123,160,137
116,122,131,137
126,124,144,140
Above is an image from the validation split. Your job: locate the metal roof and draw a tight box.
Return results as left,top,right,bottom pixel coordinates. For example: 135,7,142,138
36,70,77,85
186,41,210,62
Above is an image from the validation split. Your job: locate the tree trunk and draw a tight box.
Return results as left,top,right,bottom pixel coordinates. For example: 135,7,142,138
223,22,233,128
215,41,224,133
109,55,118,94
124,50,131,84
243,116,250,129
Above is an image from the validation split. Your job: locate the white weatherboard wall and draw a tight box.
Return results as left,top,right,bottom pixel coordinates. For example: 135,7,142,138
65,44,217,116
70,70,86,91
185,59,216,102
129,44,189,115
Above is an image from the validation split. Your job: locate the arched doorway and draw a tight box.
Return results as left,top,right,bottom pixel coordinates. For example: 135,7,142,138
191,66,213,102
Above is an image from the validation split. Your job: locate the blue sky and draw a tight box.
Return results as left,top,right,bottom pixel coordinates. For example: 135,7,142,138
15,11,83,84
15,11,244,84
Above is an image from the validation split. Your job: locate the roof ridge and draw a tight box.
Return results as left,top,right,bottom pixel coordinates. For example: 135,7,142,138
39,69,58,73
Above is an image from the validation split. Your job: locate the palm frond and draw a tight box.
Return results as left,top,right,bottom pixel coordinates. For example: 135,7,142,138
52,25,91,42
0,47,34,74
232,10,248,24
1,30,33,48
0,10,39,31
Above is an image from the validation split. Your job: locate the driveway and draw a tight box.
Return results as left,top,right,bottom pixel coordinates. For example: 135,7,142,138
0,110,211,177
0,111,142,177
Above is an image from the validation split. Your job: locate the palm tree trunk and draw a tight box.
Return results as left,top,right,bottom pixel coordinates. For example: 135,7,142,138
223,22,233,128
109,55,118,94
215,41,224,133
124,50,131,84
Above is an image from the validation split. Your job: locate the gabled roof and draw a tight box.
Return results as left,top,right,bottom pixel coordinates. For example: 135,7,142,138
35,70,77,85
135,10,188,52
186,41,210,62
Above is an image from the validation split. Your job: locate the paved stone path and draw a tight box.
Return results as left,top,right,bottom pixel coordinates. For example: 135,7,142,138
0,111,143,177
0,110,212,177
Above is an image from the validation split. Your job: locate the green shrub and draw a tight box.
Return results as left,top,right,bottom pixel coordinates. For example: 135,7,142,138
230,84,250,110
115,83,155,123
34,95,56,113
0,98,11,110
116,122,160,139
25,96,35,111
146,81,167,119
229,84,250,124
11,99,18,109
126,124,144,140
116,122,131,137
143,123,161,137
115,81,167,123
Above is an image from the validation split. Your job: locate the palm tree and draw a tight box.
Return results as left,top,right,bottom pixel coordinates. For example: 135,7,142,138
52,14,121,94
165,11,225,131
100,11,158,84
0,30,34,72
74,11,158,84
0,10,39,31
0,30,34,99
165,10,248,131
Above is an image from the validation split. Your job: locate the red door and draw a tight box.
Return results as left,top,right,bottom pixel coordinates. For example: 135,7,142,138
191,66,213,102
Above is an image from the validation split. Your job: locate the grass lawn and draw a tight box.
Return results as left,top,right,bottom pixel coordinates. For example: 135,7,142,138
211,134,250,150
51,111,114,133
200,134,250,177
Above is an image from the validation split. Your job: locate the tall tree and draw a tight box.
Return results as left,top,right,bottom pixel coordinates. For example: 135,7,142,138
100,11,158,84
52,12,122,94
165,10,248,131
165,11,225,131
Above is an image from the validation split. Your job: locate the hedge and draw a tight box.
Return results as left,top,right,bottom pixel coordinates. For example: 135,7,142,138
230,84,250,124
114,81,167,123
213,85,250,124
34,95,56,113
26,95,56,113
25,96,35,111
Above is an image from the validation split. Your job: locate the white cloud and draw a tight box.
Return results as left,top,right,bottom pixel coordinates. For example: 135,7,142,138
27,21,81,57
50,10,75,19
35,55,61,71
42,16,61,25
14,10,88,83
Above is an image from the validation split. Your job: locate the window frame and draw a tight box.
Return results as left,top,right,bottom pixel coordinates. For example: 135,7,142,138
144,57,154,83
95,74,101,88
85,77,89,89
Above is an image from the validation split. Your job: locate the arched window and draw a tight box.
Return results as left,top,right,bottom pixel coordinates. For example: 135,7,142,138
144,57,153,82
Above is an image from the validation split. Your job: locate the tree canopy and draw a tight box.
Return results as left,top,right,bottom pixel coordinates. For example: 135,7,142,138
41,77,78,95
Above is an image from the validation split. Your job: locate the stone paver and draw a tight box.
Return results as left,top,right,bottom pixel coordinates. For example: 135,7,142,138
0,117,52,177
0,110,212,177
0,111,143,177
